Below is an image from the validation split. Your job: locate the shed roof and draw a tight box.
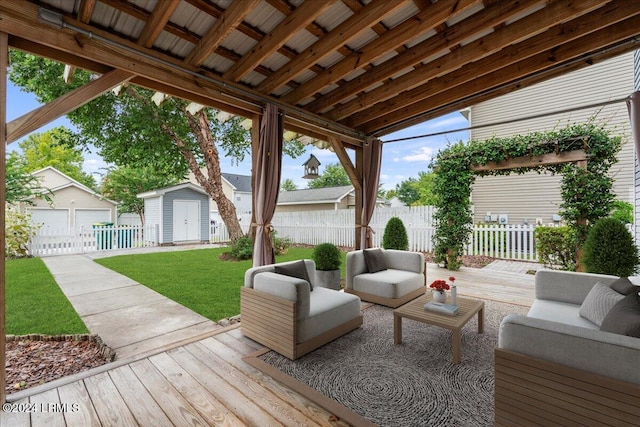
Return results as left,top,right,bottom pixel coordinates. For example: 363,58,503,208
222,173,252,193
137,182,208,199
278,185,353,205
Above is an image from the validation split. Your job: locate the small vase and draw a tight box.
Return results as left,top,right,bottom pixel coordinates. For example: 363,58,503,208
433,291,446,303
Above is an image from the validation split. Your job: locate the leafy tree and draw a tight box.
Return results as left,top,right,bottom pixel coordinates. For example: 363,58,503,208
307,163,351,189
100,165,180,225
6,153,51,205
610,200,633,224
416,172,436,205
395,178,420,206
18,127,96,189
8,51,304,241
280,178,297,191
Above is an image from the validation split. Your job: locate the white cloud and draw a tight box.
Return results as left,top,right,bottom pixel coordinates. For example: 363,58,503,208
397,146,434,162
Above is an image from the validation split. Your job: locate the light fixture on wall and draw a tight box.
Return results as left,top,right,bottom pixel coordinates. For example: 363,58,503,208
302,154,321,179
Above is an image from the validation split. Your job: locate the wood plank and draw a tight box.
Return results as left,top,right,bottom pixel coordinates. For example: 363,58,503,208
257,0,404,94
167,345,284,426
336,0,610,124
7,68,134,143
82,372,139,426
227,327,264,352
147,352,245,427
185,0,259,66
222,0,337,82
128,359,209,426
329,137,361,191
283,0,477,105
213,331,258,356
56,381,101,426
0,398,30,427
107,365,174,427
137,1,180,48
0,31,7,406
29,389,64,427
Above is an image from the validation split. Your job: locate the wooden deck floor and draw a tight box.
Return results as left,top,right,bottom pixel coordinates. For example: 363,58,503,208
1,267,535,427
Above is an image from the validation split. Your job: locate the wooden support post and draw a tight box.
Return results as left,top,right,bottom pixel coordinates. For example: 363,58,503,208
249,113,260,241
354,146,363,250
0,31,8,404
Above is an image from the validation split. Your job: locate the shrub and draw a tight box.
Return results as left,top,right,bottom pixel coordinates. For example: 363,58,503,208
273,231,291,256
582,217,639,277
6,205,39,259
535,226,577,271
230,235,253,260
382,216,409,250
312,243,342,270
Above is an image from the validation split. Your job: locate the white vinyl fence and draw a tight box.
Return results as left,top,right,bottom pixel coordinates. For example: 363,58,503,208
29,224,160,256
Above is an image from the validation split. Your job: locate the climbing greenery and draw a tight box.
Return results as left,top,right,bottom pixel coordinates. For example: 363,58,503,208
430,123,621,270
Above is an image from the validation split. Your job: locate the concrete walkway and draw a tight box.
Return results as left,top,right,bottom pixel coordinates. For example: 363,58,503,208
42,254,222,360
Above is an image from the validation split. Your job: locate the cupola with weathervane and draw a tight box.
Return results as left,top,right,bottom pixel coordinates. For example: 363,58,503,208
302,154,321,179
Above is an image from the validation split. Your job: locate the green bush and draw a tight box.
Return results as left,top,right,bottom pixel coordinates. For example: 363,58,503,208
382,216,409,250
312,243,342,270
582,217,639,277
230,235,253,260
610,200,634,224
535,226,577,271
6,205,39,259
273,231,292,256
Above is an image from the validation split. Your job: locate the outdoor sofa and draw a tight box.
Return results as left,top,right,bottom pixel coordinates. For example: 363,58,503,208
496,270,640,426
345,248,425,308
241,259,363,359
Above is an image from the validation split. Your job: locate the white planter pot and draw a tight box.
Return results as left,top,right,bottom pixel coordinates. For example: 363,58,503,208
315,269,341,290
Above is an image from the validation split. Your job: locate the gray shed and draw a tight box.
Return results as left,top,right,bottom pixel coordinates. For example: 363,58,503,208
138,182,210,245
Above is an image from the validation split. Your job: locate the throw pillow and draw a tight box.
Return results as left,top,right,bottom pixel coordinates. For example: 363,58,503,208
600,292,640,337
609,277,638,296
363,248,387,273
275,260,313,291
578,282,625,326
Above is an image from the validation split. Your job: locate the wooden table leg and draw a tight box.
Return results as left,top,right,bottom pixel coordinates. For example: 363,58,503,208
478,305,484,334
394,314,402,344
452,329,461,364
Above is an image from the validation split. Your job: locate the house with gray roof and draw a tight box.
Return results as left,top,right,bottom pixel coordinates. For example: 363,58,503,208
187,171,253,224
276,185,355,212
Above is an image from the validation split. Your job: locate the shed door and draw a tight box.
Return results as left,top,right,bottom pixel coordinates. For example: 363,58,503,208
173,200,200,242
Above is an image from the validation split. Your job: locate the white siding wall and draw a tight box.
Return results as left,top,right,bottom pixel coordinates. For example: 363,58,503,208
634,50,640,244
144,197,162,243
470,51,635,225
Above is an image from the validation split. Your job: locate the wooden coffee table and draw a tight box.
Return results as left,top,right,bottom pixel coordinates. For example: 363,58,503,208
393,293,484,364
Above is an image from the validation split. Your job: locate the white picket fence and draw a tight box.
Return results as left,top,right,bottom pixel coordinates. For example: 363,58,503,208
29,224,160,256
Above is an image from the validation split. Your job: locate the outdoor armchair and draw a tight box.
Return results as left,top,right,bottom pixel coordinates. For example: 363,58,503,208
345,249,426,308
241,259,363,359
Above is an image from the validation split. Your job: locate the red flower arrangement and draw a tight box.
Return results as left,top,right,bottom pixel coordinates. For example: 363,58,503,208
430,276,455,293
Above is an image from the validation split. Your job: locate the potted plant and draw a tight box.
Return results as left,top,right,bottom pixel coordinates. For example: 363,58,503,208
312,243,342,290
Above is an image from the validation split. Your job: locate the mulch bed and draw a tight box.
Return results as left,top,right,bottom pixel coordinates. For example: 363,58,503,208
5,335,114,395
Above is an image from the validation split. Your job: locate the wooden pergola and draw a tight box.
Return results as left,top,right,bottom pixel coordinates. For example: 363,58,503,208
1,0,640,403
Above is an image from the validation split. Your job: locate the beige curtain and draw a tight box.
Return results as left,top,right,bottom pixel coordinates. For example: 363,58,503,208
360,138,383,249
252,103,283,267
627,91,640,169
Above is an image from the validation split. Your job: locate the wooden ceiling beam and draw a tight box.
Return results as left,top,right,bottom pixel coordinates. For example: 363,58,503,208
222,0,336,82
7,69,134,143
257,0,405,94
346,0,620,127
363,12,640,135
282,0,478,106
307,0,536,115
185,0,259,67
136,1,180,48
328,136,361,191
64,0,97,83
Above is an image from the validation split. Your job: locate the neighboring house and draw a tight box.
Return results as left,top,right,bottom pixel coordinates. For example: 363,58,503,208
470,51,635,225
26,166,117,233
137,182,210,245
277,186,355,212
188,171,252,224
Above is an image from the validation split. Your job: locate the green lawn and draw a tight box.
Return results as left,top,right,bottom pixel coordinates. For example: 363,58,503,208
6,257,88,335
95,246,347,321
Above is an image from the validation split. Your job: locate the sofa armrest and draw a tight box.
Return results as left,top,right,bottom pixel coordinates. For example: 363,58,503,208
534,270,618,304
499,314,640,384
384,250,424,274
253,272,310,319
346,251,367,290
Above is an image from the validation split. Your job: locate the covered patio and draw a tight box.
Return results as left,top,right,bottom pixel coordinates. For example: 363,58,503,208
2,0,640,424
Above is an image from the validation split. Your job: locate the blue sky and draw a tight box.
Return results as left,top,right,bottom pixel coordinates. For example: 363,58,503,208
7,81,469,191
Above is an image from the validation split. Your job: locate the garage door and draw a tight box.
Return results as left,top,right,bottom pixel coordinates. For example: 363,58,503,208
75,209,112,230
30,209,70,234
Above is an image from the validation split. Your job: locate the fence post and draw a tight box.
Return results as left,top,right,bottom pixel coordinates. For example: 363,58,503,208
80,225,85,254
